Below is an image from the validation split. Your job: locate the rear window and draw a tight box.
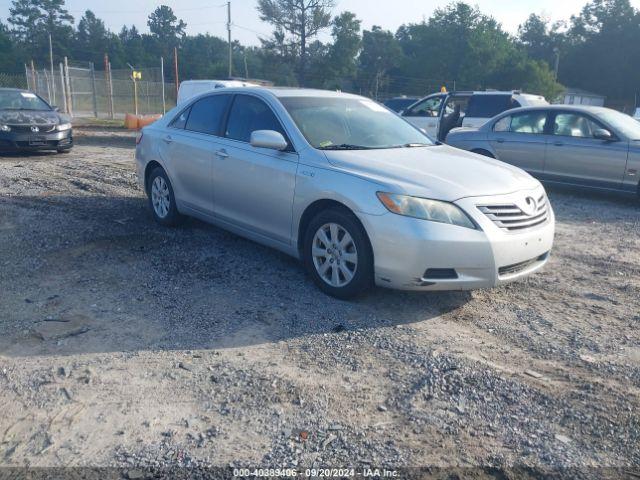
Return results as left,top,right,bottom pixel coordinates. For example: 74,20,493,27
467,95,515,118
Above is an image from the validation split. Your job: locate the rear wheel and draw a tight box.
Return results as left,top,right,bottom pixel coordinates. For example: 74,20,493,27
147,167,184,227
303,208,373,299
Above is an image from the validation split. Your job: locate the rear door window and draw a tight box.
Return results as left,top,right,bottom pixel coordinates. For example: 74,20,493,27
467,95,514,118
184,94,231,136
493,111,548,134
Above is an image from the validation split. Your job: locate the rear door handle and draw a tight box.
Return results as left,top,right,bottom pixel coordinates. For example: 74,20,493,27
215,149,229,158
163,135,173,144
553,141,564,146
496,138,505,143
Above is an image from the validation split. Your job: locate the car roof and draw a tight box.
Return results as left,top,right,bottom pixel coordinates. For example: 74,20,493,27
496,104,612,115
217,86,368,100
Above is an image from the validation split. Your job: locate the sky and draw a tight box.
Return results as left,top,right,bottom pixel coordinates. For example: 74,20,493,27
2,0,640,45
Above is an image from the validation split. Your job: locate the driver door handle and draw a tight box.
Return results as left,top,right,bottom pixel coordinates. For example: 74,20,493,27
215,148,229,158
553,141,564,147
496,138,505,143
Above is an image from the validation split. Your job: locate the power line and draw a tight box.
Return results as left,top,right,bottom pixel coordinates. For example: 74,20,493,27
66,3,228,15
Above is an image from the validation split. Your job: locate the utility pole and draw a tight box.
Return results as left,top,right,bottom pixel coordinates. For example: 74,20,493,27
49,33,55,104
227,1,232,78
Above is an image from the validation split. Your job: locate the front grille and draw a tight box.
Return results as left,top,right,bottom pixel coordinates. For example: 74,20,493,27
7,124,57,133
477,194,549,231
499,252,549,277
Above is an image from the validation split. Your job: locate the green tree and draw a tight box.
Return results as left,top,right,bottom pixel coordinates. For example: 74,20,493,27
75,10,109,65
0,21,20,73
562,0,640,108
147,5,187,69
257,0,335,85
326,12,361,86
8,0,74,63
147,5,186,47
358,26,403,98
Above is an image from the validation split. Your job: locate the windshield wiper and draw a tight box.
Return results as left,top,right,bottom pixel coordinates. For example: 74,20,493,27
400,143,432,148
318,144,373,150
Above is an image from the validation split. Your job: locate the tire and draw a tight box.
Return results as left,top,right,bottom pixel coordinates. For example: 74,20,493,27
471,149,495,158
147,167,184,227
303,208,374,299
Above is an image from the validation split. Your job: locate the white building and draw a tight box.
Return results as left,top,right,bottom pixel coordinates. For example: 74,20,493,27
557,87,606,107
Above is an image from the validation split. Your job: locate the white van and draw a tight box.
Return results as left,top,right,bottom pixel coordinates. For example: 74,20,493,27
177,80,258,105
401,90,548,141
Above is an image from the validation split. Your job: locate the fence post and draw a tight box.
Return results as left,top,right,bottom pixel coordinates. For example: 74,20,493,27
108,62,114,119
63,57,73,117
43,69,51,103
90,62,98,118
59,62,67,114
160,56,166,115
104,54,114,119
24,64,30,90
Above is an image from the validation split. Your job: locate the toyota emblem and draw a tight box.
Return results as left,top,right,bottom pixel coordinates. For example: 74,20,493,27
521,196,537,216
30,126,40,133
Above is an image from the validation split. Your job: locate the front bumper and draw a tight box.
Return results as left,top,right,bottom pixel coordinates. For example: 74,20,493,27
359,186,555,291
0,130,73,152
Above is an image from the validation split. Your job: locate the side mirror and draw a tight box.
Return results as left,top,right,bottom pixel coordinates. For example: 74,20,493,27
51,106,59,112
250,130,288,151
593,128,613,141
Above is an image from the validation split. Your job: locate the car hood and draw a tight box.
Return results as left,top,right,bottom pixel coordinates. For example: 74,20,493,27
0,109,65,125
324,145,540,201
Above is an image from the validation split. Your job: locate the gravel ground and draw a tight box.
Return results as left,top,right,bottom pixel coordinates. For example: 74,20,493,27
0,126,639,477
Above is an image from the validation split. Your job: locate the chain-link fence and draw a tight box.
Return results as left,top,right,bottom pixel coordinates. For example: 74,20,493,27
3,59,177,119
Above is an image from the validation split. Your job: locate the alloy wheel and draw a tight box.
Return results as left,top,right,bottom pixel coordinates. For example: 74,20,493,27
151,176,170,219
311,223,358,288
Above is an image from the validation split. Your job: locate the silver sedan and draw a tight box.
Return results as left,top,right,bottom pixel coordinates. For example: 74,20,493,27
136,88,554,299
447,105,640,196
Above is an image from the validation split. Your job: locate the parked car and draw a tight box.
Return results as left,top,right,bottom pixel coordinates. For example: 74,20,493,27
177,80,258,105
136,88,554,299
447,105,640,196
0,88,73,154
383,96,421,113
401,90,548,141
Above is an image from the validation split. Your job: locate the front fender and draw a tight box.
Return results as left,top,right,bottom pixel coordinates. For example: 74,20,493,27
292,163,388,250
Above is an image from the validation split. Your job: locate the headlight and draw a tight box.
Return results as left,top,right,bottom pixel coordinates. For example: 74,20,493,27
57,123,72,131
376,192,477,229
0,124,10,132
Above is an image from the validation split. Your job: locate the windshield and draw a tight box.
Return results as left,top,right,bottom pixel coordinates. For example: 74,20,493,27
280,96,434,150
596,109,640,140
0,90,52,111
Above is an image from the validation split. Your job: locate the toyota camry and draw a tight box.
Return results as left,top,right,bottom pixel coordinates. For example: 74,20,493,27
135,88,555,299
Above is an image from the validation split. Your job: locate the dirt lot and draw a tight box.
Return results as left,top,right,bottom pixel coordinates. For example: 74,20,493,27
0,126,639,476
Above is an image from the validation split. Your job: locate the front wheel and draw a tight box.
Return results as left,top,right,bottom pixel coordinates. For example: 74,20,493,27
147,167,184,227
303,208,373,299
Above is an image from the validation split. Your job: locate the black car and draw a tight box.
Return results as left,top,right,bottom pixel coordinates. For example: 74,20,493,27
0,88,73,154
383,96,421,113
